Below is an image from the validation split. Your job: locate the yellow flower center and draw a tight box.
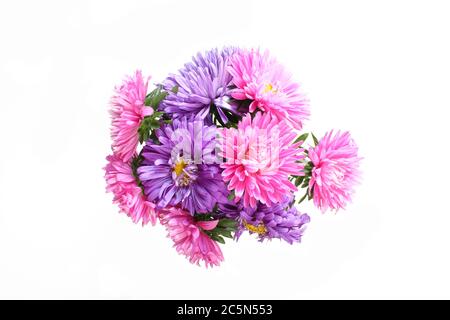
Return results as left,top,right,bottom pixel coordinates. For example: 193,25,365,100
243,220,267,235
263,83,278,94
173,159,187,176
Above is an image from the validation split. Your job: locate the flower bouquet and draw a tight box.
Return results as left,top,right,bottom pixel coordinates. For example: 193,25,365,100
104,48,361,267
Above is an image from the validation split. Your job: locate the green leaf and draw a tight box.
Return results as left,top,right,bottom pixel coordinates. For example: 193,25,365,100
148,118,160,130
131,154,145,194
297,191,308,204
294,175,305,187
145,87,168,109
149,131,159,144
194,213,214,222
294,133,309,144
301,178,310,189
312,132,319,146
220,230,233,238
303,161,314,176
212,235,225,244
227,190,235,201
218,218,238,228
198,216,238,244
171,85,179,94
152,111,164,118
137,108,167,144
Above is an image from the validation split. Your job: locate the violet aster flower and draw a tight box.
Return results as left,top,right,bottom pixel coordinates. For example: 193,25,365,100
308,130,362,212
160,48,243,124
137,116,228,214
219,195,310,244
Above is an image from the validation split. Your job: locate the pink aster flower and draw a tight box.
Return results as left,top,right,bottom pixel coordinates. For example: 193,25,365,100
221,112,305,208
159,207,224,268
308,131,362,212
104,154,157,226
110,70,153,162
228,49,309,129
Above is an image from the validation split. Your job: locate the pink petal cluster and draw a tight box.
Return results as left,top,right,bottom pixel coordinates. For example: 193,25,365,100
221,112,305,208
228,49,309,129
110,70,153,162
104,154,157,225
159,207,224,268
308,131,362,212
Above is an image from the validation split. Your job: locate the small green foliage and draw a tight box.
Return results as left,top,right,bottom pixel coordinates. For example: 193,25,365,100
308,187,314,200
294,132,309,145
227,190,235,201
294,175,305,187
311,132,319,146
195,214,238,244
171,85,179,94
145,86,168,109
293,159,315,203
297,186,313,204
138,111,166,144
303,161,313,176
297,191,308,204
138,117,156,144
293,160,313,189
131,154,145,194
138,85,171,144
206,218,238,244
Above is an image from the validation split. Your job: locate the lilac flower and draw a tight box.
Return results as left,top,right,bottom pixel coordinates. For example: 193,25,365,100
137,117,228,214
219,195,310,244
160,48,244,124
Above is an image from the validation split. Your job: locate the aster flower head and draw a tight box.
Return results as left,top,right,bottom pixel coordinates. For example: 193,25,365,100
219,195,310,244
109,70,154,162
221,112,305,208
159,207,224,267
160,47,243,124
308,130,362,212
228,49,309,129
137,116,228,214
104,154,157,226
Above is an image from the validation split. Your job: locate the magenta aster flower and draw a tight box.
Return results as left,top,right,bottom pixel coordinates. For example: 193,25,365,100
110,70,154,162
221,112,305,208
104,154,157,226
308,130,362,212
159,207,224,268
137,116,228,214
219,195,310,244
228,49,309,129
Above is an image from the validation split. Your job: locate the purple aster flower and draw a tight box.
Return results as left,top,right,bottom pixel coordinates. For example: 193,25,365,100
160,48,244,124
219,195,310,244
137,116,228,214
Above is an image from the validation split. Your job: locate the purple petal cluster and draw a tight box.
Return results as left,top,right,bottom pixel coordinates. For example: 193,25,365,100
219,195,310,244
137,117,228,214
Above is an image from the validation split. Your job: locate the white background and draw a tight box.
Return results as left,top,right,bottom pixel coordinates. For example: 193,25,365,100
0,0,449,299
